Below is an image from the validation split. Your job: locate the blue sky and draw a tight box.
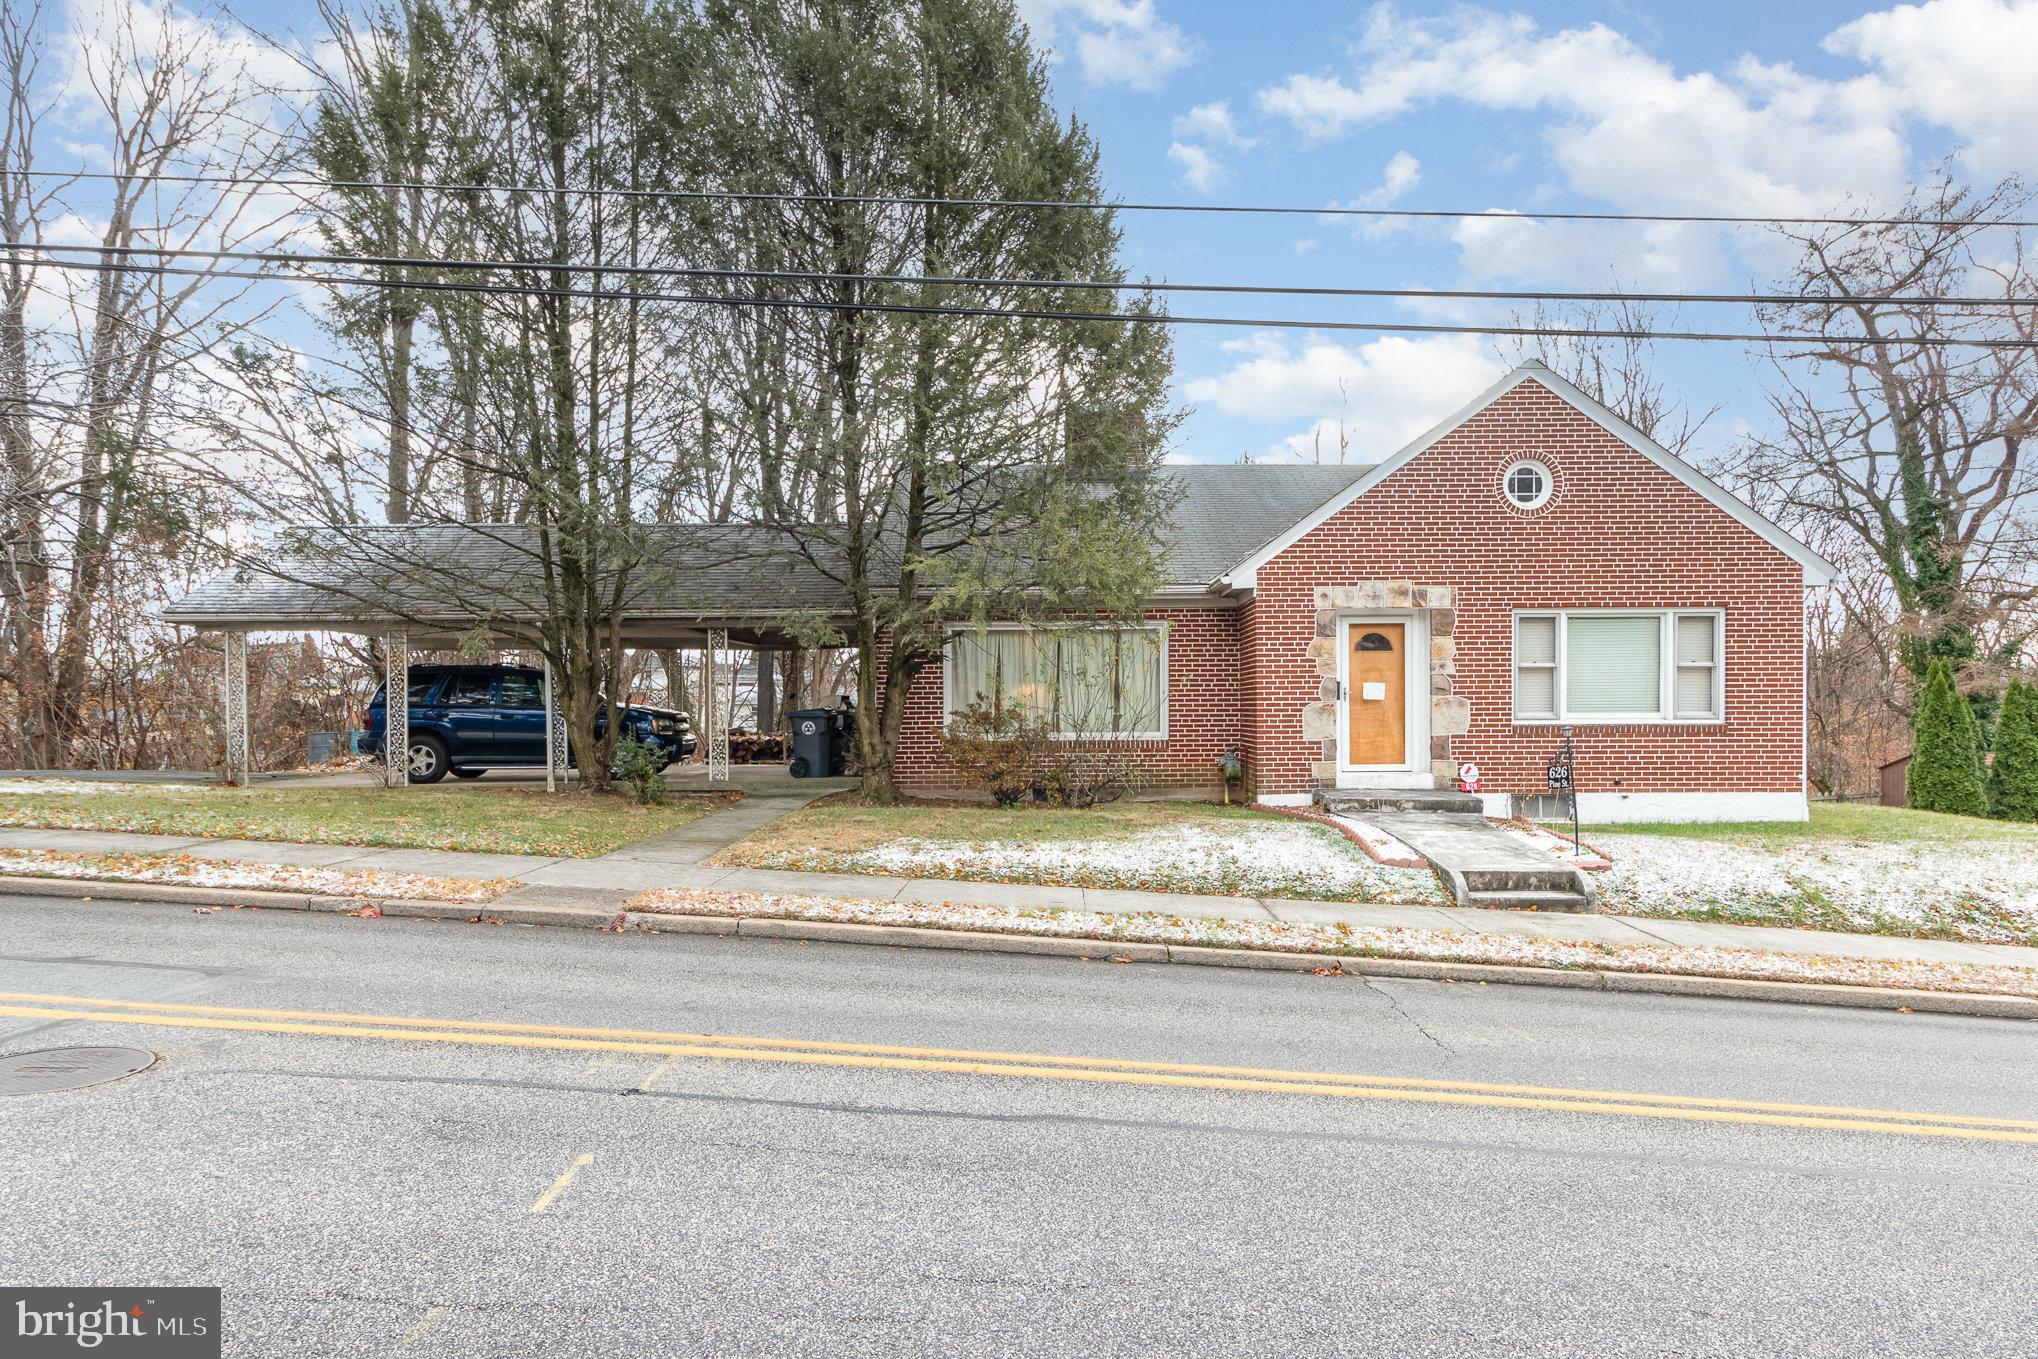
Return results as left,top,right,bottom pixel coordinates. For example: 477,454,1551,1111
1011,0,2038,467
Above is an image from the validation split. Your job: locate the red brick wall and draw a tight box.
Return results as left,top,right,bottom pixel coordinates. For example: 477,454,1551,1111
887,375,1808,804
1245,377,1807,800
892,606,1244,791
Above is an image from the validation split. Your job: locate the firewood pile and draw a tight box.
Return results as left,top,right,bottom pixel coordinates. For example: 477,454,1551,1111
728,728,787,763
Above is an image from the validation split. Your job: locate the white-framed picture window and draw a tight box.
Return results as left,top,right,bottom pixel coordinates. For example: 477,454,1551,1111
945,624,1168,739
1512,610,1723,723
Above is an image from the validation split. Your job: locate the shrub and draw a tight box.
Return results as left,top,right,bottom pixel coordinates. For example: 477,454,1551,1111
1987,678,2038,822
1907,658,1987,816
940,700,1049,807
613,736,670,806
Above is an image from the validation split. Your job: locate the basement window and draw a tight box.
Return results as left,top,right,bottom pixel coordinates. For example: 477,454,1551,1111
1513,610,1723,723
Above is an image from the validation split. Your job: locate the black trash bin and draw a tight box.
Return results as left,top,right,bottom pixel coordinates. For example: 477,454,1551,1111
788,708,842,779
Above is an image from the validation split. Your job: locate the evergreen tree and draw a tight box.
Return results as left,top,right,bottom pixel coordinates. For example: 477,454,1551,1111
1986,679,2038,822
1907,658,1988,816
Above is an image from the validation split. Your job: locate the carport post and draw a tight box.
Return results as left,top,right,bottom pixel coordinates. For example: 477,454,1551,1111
383,628,409,788
542,654,561,794
706,628,729,783
222,630,250,788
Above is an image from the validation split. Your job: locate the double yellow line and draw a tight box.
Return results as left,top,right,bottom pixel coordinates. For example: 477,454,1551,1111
4,989,2034,1144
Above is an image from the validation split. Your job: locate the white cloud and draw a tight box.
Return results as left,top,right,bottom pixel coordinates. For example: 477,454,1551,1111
1825,0,2038,173
1450,210,1732,290
1166,141,1225,193
1355,150,1420,207
1172,100,1254,147
1254,7,1924,218
1015,0,1194,92
1183,332,1506,463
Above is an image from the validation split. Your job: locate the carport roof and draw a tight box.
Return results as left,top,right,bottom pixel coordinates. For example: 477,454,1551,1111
162,464,1377,632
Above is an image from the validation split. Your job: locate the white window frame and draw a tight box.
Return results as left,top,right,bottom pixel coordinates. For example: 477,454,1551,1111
1511,609,1725,725
943,623,1170,741
1502,459,1555,511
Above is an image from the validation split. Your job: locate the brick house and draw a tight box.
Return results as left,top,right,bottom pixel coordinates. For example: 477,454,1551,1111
895,361,1835,822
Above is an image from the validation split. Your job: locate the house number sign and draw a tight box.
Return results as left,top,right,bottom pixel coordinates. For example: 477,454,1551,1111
1546,741,1574,791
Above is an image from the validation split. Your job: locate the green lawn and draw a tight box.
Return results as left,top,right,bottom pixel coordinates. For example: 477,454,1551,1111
0,784,731,858
1578,801,2038,849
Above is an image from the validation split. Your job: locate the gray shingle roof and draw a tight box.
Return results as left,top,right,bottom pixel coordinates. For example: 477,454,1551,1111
1155,462,1372,586
162,462,1369,627
162,523,853,628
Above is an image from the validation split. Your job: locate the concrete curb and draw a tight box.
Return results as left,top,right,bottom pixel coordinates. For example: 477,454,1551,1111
7,874,2034,1022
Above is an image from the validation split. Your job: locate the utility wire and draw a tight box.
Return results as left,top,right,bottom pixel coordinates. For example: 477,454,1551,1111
11,240,2036,309
17,250,2034,348
22,167,2038,231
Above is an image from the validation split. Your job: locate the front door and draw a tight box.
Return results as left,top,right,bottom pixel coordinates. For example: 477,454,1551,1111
1346,622,1407,767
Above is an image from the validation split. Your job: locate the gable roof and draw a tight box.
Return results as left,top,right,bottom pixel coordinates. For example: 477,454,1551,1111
1154,462,1373,588
1217,362,1838,589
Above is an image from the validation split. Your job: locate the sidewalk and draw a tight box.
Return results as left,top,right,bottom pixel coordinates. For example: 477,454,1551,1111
4,823,2034,974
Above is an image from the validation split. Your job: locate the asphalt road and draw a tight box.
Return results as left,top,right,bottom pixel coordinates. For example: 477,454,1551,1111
0,892,2034,1358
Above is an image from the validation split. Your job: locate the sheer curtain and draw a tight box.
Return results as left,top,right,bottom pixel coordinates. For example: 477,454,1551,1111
1116,630,1165,735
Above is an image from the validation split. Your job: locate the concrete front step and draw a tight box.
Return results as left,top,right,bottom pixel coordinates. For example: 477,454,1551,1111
1313,786,1486,814
1363,810,1601,915
1463,889,1595,913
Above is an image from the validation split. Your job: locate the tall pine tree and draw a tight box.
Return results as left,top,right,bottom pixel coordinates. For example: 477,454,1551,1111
1907,658,1988,816
1986,678,2038,822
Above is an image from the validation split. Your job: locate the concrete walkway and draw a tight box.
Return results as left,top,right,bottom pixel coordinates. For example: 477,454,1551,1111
3,823,2035,974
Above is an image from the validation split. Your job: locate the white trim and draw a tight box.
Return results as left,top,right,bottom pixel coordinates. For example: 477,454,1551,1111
942,621,1170,741
1335,612,1427,773
1254,793,1314,808
1336,771,1436,790
1218,363,1838,589
1565,790,1809,823
1511,608,1725,726
1502,458,1554,510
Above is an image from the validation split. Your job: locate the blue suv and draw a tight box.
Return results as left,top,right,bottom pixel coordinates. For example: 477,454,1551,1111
365,664,696,783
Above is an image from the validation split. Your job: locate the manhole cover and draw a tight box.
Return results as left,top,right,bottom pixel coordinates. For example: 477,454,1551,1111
0,1046,157,1095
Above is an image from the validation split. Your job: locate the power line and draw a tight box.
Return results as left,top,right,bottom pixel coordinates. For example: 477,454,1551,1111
11,240,2037,309
17,249,2034,348
22,167,2038,231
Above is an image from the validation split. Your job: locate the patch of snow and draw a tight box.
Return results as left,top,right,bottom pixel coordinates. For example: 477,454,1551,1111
0,778,207,796
0,848,508,902
1324,815,1425,866
630,887,2038,1000
1506,822,1612,870
1594,834,2038,944
762,821,1443,903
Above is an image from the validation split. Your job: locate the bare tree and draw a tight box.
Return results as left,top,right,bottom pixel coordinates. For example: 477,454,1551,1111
0,0,293,767
1747,173,2038,713
1506,295,1719,459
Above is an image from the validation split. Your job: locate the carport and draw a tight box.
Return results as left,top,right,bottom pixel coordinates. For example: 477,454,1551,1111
162,524,856,790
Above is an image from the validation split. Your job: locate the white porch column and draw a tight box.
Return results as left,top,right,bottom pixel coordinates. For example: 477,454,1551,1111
222,631,250,788
542,654,567,793
706,629,730,783
383,628,410,788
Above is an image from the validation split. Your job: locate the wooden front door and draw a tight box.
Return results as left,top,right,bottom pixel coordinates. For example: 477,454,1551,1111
1346,623,1407,766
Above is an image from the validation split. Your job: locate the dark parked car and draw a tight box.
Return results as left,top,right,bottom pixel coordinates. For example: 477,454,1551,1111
365,664,695,783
